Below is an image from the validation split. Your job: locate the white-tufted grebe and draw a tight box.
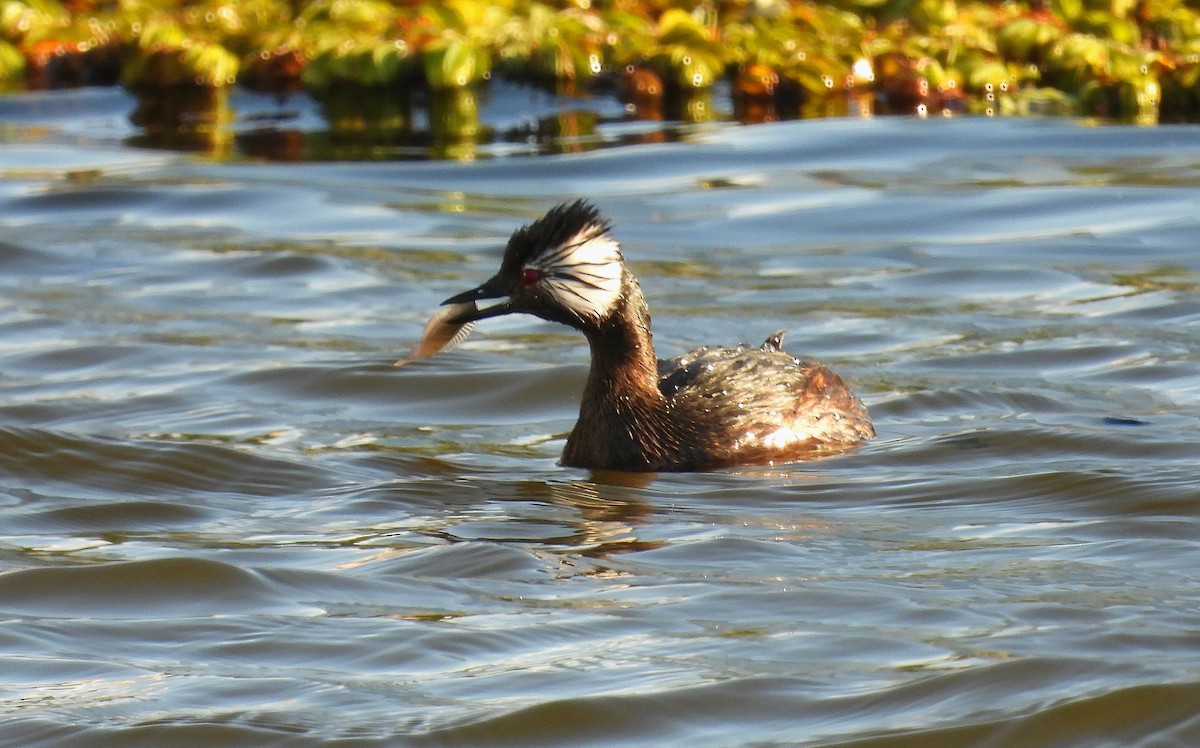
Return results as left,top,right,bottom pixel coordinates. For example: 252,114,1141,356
439,199,874,472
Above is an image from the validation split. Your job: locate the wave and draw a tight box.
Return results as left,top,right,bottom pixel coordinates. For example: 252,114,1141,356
0,426,332,498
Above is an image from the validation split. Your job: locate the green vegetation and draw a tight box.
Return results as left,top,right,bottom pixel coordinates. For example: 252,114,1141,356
3,0,1200,122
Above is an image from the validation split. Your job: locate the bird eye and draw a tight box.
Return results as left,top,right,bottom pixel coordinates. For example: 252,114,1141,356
520,267,541,286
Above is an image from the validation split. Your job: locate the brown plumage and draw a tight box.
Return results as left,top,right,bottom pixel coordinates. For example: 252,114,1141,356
441,200,874,472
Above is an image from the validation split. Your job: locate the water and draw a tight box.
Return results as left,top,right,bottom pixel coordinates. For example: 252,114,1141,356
1,88,1200,747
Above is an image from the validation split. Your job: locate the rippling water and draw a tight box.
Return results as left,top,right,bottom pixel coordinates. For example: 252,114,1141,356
2,90,1200,747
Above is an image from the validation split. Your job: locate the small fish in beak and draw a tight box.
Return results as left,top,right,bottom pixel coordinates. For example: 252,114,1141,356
393,301,478,367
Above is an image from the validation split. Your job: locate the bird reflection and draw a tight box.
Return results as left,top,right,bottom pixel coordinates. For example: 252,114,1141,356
420,460,840,562
489,476,663,559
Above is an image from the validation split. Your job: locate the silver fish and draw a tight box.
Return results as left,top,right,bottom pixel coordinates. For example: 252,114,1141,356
394,301,477,367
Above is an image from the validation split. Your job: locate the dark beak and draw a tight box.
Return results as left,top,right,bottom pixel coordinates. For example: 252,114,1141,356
441,278,515,323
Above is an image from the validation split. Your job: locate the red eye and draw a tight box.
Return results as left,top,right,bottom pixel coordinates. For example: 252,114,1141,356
520,267,541,286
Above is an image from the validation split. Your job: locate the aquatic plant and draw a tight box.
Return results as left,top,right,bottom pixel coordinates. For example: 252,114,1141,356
492,3,610,88
4,0,1200,121
301,36,413,90
0,38,25,84
646,8,724,91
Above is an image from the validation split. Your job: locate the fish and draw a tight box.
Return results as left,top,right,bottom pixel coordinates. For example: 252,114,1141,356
394,301,477,367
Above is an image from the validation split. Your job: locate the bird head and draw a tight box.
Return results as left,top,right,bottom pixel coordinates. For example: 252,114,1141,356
442,199,626,330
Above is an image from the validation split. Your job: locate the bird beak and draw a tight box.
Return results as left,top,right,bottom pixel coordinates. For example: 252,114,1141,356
441,278,515,323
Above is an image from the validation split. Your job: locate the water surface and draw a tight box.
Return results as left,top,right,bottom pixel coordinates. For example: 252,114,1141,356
1,96,1199,747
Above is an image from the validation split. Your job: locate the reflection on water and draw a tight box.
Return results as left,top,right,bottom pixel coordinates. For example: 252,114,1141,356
105,82,732,161
127,87,235,154
4,74,943,164
108,76,985,163
1,110,1199,745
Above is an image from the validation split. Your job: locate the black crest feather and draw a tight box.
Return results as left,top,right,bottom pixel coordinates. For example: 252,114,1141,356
504,199,612,268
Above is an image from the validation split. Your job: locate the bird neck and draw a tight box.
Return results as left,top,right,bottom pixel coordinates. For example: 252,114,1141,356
561,272,676,470
579,273,660,402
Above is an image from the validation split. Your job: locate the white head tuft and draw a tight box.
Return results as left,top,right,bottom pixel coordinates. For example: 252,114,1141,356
524,223,624,322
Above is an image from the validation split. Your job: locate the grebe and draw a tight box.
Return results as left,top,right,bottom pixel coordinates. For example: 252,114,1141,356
440,199,874,472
